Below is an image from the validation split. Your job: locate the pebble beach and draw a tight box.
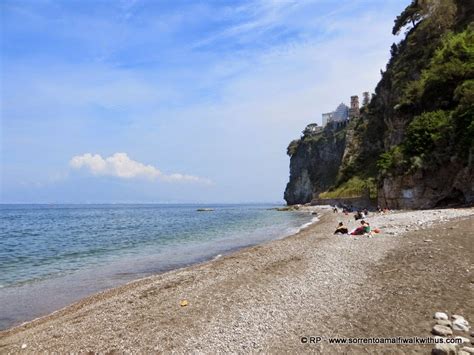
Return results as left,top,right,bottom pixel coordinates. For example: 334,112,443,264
1,206,473,353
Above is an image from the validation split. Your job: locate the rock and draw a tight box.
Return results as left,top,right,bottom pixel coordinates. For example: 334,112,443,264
435,312,449,321
284,127,347,205
437,320,452,328
424,239,433,242
460,351,470,355
453,318,470,332
461,347,474,354
453,315,465,320
380,165,474,209
432,343,457,355
432,325,453,336
455,336,471,345
21,344,27,349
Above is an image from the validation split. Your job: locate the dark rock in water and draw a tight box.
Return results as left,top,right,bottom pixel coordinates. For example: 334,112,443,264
196,208,214,212
274,205,303,212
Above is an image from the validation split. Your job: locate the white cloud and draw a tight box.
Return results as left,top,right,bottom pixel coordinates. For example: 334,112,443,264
70,153,211,183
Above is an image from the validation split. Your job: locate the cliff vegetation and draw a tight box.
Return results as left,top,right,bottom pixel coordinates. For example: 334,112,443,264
285,0,473,208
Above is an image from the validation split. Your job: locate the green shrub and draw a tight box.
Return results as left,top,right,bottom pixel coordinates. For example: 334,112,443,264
377,146,405,173
287,139,301,156
404,110,452,158
319,177,377,199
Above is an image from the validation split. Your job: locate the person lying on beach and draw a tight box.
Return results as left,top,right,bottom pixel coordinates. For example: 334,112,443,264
350,221,381,237
350,220,367,235
334,222,348,234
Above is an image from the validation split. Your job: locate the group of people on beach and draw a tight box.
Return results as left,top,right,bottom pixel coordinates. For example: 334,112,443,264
332,205,382,237
334,220,376,237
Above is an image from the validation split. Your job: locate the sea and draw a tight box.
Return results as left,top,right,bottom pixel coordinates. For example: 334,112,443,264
0,204,316,330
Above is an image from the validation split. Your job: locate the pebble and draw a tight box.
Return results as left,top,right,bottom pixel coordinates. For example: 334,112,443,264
453,318,470,332
432,343,457,355
437,320,452,328
460,351,470,355
424,239,433,242
455,336,471,345
21,344,27,349
435,312,449,321
453,315,465,320
432,325,453,336
461,347,474,354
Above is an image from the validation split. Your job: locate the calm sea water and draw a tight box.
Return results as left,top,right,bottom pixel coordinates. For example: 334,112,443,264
0,204,315,330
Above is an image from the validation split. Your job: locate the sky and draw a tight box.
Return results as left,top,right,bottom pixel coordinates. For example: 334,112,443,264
0,0,408,204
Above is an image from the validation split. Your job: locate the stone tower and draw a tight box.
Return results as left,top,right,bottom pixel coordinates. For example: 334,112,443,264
349,95,360,119
362,91,370,106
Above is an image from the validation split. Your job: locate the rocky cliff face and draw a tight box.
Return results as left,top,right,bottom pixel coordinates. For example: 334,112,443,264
284,0,473,209
380,165,473,209
373,0,474,208
284,125,346,205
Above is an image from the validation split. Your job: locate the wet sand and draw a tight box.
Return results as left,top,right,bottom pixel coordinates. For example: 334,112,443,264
1,207,473,353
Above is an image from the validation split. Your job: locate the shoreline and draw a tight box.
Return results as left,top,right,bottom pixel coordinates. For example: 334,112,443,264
0,206,320,332
1,207,473,352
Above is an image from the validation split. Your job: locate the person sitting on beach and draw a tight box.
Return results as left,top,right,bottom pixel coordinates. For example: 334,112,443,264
354,211,363,220
334,222,348,234
333,207,338,213
364,221,372,236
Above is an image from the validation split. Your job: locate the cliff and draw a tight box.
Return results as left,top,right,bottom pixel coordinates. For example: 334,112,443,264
285,0,473,208
284,123,347,205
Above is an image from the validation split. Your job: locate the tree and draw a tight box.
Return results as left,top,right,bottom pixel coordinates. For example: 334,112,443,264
287,139,301,156
302,123,320,136
419,0,457,33
392,0,423,35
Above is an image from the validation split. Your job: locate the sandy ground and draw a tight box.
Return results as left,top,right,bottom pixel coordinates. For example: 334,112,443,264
0,207,473,353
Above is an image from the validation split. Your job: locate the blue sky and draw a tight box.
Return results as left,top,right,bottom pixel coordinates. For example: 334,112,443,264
1,0,408,203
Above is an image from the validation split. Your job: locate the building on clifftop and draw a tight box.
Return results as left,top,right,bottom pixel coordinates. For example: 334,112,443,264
362,91,370,106
321,93,368,127
332,103,349,122
349,95,360,119
321,112,333,127
321,103,349,128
